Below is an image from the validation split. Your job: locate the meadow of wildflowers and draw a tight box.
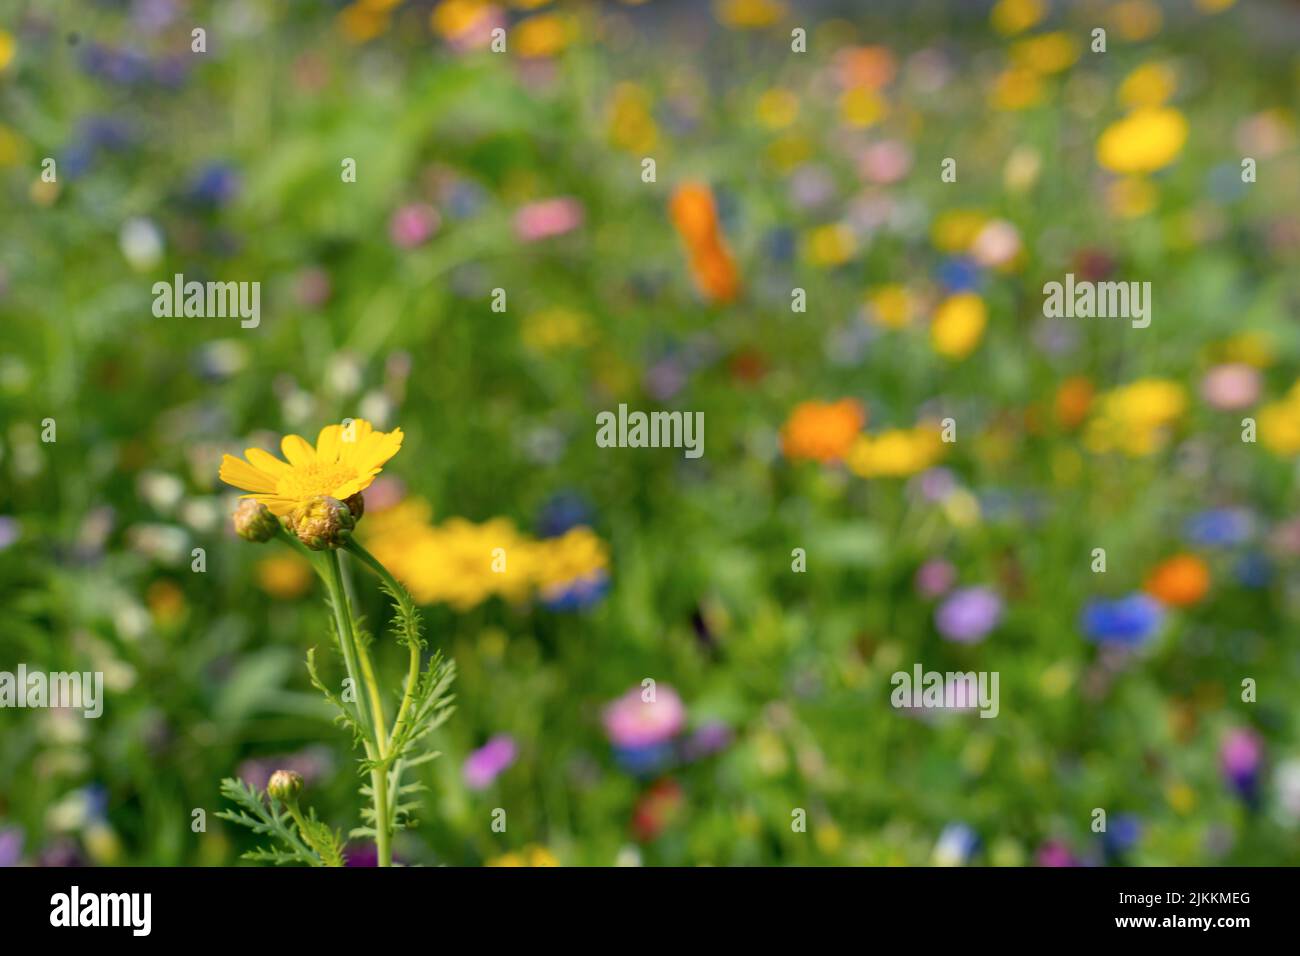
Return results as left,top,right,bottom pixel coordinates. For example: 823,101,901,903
1,0,1299,870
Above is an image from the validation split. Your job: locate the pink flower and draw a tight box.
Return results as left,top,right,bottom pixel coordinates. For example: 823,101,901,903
514,197,584,242
859,140,912,184
915,558,956,598
602,685,685,749
463,735,518,790
389,203,440,248
1200,363,1261,411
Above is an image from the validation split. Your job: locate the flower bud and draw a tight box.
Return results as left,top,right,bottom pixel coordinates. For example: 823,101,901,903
233,499,279,543
290,496,356,551
343,492,365,522
267,769,304,803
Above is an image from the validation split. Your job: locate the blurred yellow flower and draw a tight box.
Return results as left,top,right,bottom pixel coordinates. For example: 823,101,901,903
1003,146,1042,192
431,0,498,41
990,0,1046,36
410,517,536,610
338,3,391,43
715,0,787,29
1106,175,1158,218
533,527,610,602
868,284,915,329
1110,0,1163,41
804,223,857,267
0,30,15,71
220,420,404,517
515,13,573,58
930,210,987,253
846,426,943,478
1010,32,1079,74
1196,0,1237,10
256,554,314,600
930,293,988,360
607,83,659,154
766,132,813,170
943,488,982,528
756,88,800,129
522,307,592,352
488,844,560,866
839,87,887,127
363,499,612,610
1166,781,1196,815
1084,379,1186,456
1258,388,1300,455
1119,62,1177,109
1096,107,1188,174
147,579,186,624
0,124,27,167
1216,332,1276,368
991,66,1045,111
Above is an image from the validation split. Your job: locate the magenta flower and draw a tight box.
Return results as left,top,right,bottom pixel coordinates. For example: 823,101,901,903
514,197,584,242
1036,840,1079,867
935,587,1002,643
602,685,685,749
463,734,518,790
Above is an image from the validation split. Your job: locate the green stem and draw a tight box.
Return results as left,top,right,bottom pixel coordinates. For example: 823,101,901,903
322,549,392,867
345,540,424,754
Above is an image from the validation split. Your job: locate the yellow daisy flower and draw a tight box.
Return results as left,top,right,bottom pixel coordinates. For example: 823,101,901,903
219,419,404,517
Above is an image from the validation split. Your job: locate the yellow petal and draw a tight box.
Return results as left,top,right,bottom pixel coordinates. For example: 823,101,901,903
338,419,375,463
281,434,316,467
219,455,279,493
249,494,300,517
245,447,291,476
315,424,343,464
357,427,404,473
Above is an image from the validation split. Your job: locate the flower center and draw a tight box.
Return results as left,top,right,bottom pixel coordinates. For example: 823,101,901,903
277,462,357,501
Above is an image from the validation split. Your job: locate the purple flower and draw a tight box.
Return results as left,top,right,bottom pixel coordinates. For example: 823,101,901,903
0,826,24,867
681,722,732,761
1220,728,1263,800
463,735,518,790
0,516,19,551
916,467,958,503
935,587,1002,643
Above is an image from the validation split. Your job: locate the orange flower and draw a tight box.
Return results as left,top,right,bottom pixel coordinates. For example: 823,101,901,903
688,239,740,303
834,45,897,90
669,182,721,247
1055,376,1094,430
780,399,866,463
670,183,740,303
1145,554,1210,607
